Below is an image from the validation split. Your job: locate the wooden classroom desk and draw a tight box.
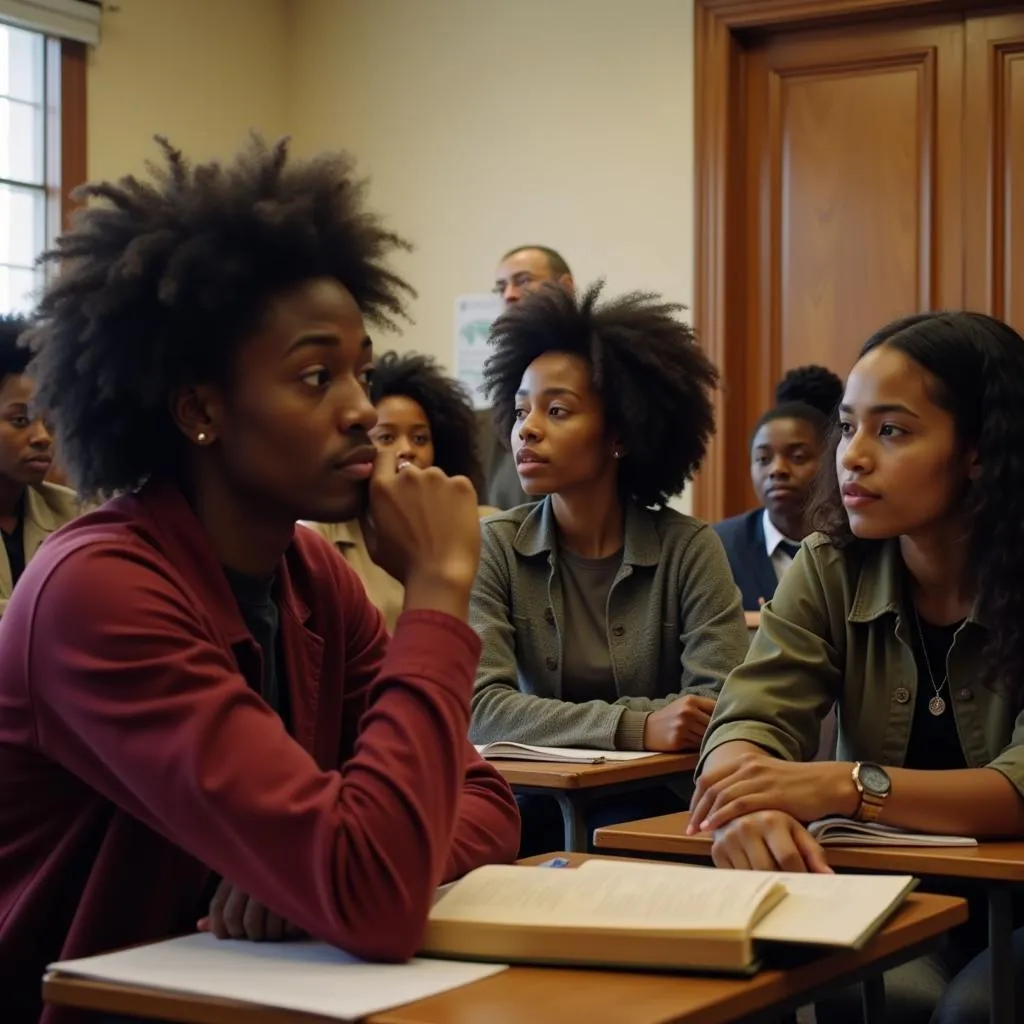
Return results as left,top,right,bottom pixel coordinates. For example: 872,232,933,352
43,852,966,1024
744,611,761,631
490,752,697,851
594,811,1024,1024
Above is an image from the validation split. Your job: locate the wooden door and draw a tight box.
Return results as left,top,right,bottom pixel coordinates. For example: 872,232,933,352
726,17,965,510
964,11,1024,334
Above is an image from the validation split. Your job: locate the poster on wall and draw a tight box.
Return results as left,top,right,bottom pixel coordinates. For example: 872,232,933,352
454,293,503,409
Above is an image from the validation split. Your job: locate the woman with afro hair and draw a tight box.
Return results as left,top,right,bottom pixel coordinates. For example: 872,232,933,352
0,136,518,1023
714,364,844,611
469,281,749,853
696,312,1024,1024
307,351,497,632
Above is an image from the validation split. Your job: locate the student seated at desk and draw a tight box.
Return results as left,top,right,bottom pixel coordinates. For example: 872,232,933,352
0,314,79,617
0,137,519,1024
714,365,842,611
470,282,749,853
693,312,1024,1024
307,350,496,631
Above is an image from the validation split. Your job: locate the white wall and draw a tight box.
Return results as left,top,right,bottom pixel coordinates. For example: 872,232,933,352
287,0,695,354
87,0,288,181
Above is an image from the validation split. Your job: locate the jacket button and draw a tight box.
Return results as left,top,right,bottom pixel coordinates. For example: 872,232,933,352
958,687,974,701
544,607,555,625
612,624,625,637
546,656,558,671
894,687,910,704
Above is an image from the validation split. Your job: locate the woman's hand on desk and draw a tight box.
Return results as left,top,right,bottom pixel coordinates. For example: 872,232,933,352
197,879,306,942
643,695,717,751
711,810,831,873
688,753,857,833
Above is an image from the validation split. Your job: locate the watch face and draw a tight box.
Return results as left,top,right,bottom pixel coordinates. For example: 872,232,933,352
859,763,892,797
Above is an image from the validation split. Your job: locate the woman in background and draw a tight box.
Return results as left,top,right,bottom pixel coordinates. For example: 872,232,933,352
471,281,749,853
714,365,843,610
0,314,78,617
307,350,496,631
694,312,1024,1024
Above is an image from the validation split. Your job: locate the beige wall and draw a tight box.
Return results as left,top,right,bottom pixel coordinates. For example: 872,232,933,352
85,0,697,506
287,0,695,355
87,0,289,182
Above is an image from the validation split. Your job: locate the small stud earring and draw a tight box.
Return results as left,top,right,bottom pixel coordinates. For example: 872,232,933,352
613,448,624,460
197,432,208,444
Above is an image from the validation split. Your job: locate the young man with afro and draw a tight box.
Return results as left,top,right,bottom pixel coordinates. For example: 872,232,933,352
0,313,79,617
469,281,749,853
0,137,519,1023
306,350,497,631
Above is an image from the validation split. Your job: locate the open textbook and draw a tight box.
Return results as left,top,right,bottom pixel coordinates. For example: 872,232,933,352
423,858,916,974
808,816,977,847
473,742,656,764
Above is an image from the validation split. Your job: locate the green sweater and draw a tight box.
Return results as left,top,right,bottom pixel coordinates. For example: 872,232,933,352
469,498,750,750
701,533,1024,799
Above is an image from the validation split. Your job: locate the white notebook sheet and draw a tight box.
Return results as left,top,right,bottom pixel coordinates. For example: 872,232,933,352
474,741,657,763
49,933,507,1021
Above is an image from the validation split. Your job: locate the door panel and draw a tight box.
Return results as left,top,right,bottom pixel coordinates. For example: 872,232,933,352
747,18,963,400
965,12,1024,335
722,18,965,515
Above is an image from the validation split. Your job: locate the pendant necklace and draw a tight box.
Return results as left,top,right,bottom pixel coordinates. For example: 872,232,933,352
912,605,953,717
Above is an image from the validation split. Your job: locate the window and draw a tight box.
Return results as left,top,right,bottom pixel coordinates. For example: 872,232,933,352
0,22,56,314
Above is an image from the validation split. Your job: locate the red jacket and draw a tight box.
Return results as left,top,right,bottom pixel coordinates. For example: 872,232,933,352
0,481,519,1023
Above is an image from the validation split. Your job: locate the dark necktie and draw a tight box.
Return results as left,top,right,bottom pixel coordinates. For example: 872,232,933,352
778,540,801,560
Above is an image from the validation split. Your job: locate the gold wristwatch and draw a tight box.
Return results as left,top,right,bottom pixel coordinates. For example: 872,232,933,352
851,761,891,823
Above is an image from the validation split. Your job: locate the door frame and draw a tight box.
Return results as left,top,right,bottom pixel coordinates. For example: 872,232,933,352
690,0,1004,523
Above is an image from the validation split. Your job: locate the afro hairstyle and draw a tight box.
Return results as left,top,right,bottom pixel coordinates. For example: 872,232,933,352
483,280,718,508
0,314,30,382
24,135,414,499
752,365,845,443
774,364,843,417
369,351,485,494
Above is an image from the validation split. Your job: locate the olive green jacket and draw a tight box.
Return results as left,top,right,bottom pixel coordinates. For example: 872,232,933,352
470,498,749,750
700,533,1024,799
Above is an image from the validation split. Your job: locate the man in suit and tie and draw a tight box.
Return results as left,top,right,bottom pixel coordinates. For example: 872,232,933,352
478,246,575,509
714,366,843,611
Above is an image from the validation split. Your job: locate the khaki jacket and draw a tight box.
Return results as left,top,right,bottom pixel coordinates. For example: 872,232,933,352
0,482,80,617
701,534,1024,798
305,506,499,635
470,497,749,750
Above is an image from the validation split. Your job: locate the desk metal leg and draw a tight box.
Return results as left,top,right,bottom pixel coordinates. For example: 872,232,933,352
860,974,885,1024
554,794,588,852
988,885,1015,1024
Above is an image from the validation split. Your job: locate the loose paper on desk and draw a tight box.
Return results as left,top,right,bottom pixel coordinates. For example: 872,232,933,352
49,932,506,1021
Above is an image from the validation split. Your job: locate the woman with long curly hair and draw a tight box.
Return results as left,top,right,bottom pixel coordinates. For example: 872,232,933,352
470,280,749,853
693,311,1024,1023
307,350,496,631
0,136,519,1024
